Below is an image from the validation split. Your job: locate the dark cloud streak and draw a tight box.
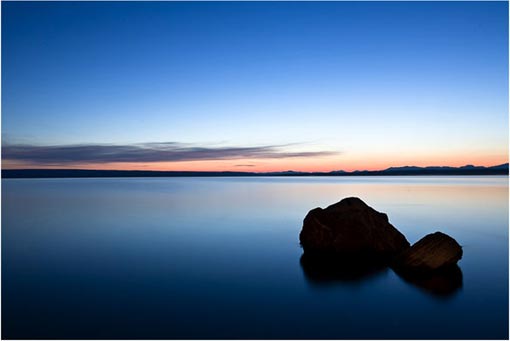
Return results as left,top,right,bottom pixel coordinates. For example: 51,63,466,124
2,142,338,164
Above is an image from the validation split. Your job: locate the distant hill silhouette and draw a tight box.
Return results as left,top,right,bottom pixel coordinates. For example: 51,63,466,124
2,163,508,178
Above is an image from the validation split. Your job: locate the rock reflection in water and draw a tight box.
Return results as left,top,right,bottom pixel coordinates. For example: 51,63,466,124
395,264,463,298
299,252,388,285
300,252,463,298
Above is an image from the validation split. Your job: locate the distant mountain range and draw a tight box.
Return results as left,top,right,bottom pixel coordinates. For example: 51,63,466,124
2,163,508,178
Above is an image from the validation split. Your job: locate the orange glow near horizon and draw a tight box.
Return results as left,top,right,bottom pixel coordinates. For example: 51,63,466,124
2,151,508,173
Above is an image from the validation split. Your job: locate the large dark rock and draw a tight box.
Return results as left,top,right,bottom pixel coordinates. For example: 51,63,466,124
394,231,462,274
299,197,410,260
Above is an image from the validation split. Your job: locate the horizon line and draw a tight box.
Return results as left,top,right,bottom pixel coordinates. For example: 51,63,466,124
2,162,508,175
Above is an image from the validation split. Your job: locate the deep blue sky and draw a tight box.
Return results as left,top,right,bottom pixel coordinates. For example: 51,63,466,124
2,1,508,171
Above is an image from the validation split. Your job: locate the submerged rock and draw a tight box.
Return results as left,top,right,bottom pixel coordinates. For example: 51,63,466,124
394,231,463,274
299,198,464,298
299,197,410,260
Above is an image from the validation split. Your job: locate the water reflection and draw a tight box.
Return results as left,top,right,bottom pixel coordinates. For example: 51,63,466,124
299,252,388,285
395,264,463,299
300,252,463,298
2,177,507,339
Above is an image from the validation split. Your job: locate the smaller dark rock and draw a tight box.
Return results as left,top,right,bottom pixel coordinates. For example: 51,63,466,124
394,231,462,274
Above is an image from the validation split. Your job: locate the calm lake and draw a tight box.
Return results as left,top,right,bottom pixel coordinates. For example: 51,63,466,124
2,176,508,339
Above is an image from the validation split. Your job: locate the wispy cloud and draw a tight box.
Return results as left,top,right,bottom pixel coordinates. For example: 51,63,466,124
2,142,338,164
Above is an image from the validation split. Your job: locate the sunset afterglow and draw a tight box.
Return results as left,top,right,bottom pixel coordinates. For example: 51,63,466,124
2,2,508,171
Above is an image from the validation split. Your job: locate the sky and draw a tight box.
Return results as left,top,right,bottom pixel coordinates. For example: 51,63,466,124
2,1,508,172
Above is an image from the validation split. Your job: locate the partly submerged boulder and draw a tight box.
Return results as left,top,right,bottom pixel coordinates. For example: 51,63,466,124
394,232,462,274
299,197,410,260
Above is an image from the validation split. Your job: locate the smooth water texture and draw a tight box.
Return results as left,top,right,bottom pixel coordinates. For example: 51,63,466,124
2,176,508,339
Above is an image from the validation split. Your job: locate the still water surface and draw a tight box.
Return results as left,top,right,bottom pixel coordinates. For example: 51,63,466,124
2,176,508,339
